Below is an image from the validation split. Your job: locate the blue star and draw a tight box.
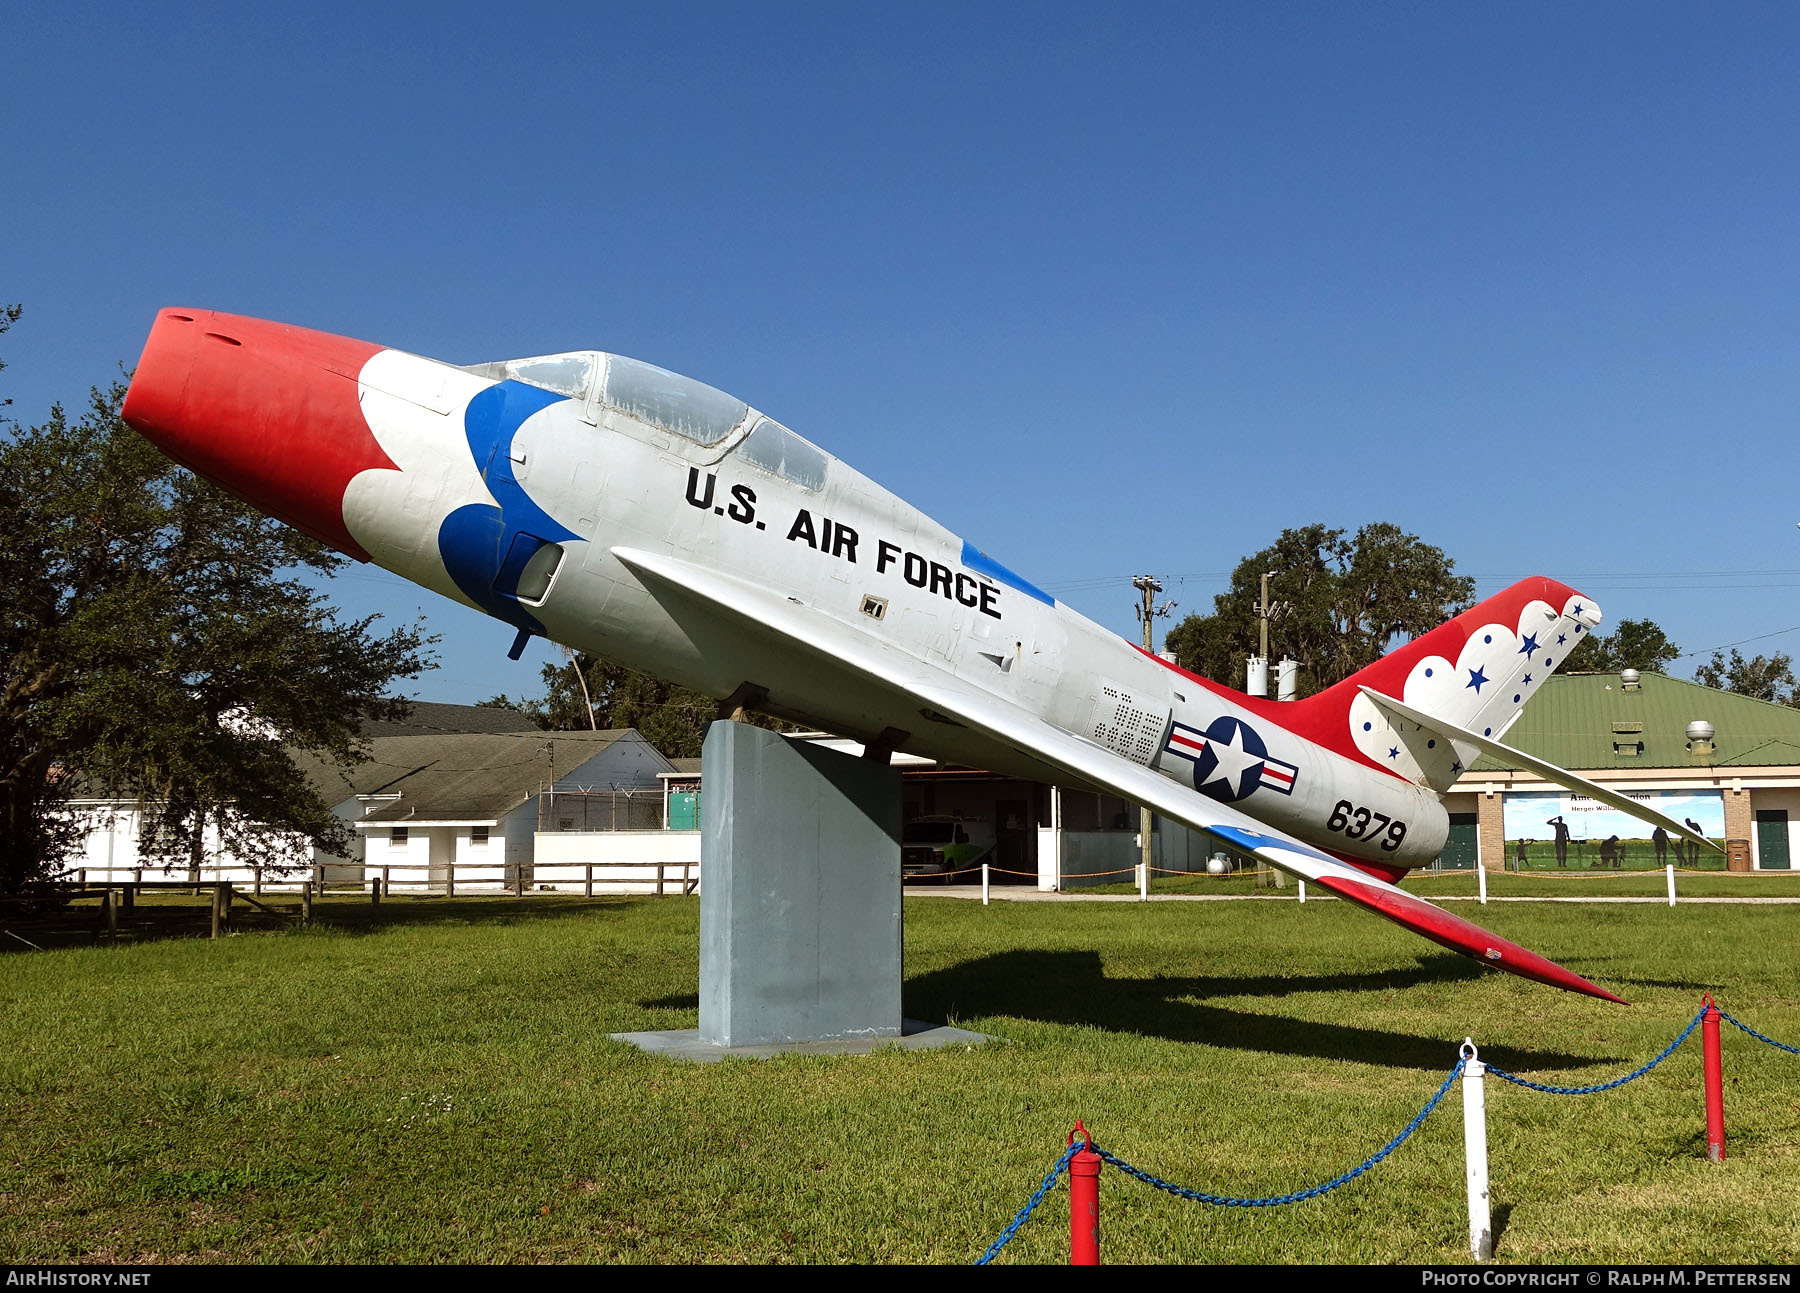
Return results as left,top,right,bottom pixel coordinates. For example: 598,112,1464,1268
1466,666,1489,693
1523,673,1533,684
1388,747,1400,759
1519,633,1539,658
1451,760,1463,773
1573,603,1585,617
1557,633,1567,645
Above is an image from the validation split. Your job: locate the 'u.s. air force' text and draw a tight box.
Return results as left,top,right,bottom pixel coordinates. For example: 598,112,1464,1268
683,470,1004,620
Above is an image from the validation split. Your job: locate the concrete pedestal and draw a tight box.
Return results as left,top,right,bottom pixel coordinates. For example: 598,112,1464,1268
613,721,988,1060
700,720,902,1045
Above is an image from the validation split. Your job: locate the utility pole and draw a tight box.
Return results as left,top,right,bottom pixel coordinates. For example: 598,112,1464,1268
1250,570,1296,699
1246,570,1273,697
1133,575,1176,890
1259,570,1272,664
1251,570,1285,888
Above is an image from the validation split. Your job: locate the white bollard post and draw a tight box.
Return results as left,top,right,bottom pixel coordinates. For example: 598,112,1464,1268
1461,1039,1493,1260
1666,864,1676,907
1478,863,1488,905
1297,879,1306,904
1137,862,1148,901
981,862,990,906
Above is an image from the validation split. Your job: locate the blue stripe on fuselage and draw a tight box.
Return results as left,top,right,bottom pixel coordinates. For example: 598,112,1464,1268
437,380,580,634
961,541,1055,605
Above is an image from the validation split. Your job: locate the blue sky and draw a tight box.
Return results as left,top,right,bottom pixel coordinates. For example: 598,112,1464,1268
7,2,1800,704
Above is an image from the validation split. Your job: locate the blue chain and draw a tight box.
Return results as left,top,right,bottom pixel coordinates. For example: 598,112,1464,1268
1089,1060,1463,1208
1486,1008,1705,1094
977,1065,1461,1260
977,1002,1796,1264
1717,1007,1800,1056
974,1141,1083,1265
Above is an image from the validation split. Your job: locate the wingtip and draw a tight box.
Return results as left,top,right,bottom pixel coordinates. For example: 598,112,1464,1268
1312,874,1626,1004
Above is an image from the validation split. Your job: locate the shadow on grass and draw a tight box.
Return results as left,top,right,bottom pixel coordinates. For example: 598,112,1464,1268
0,893,652,953
1491,1201,1514,1256
901,949,1619,1071
303,895,648,936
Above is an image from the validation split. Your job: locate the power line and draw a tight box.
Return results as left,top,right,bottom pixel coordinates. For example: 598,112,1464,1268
1674,625,1800,661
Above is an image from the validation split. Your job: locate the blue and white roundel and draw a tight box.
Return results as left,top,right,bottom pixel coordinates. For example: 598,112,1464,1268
1164,717,1299,803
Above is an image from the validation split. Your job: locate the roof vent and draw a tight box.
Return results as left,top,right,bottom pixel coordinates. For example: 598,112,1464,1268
1620,669,1641,690
1686,719,1715,757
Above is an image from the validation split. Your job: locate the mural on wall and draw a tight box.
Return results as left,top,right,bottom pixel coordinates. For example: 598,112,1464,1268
1502,791,1724,870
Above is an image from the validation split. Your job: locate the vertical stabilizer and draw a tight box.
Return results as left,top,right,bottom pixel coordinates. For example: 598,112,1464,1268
1286,577,1600,791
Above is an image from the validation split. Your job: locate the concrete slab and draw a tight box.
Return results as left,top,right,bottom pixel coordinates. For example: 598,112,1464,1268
612,1019,993,1063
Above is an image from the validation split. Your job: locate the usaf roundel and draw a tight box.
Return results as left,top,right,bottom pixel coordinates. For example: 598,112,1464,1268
1164,717,1299,803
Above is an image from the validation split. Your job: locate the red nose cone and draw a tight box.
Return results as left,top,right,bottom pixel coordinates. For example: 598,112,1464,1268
122,309,394,560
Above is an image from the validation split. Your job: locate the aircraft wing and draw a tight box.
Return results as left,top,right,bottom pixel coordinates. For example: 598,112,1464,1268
1359,687,1722,854
612,546,1624,1004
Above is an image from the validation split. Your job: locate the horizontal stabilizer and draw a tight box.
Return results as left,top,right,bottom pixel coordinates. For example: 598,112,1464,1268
612,545,1626,1003
1360,687,1722,854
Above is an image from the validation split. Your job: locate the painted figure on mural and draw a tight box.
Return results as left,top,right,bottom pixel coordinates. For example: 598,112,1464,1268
1547,815,1571,867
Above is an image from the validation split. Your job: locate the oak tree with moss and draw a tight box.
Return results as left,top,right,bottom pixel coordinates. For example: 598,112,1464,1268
1161,523,1475,697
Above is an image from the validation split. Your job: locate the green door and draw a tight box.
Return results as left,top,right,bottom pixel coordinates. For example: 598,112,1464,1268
1436,813,1479,871
668,790,702,831
1755,809,1790,870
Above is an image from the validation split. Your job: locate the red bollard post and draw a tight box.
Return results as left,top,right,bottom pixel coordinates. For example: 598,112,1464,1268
1702,995,1726,1163
1068,1122,1101,1265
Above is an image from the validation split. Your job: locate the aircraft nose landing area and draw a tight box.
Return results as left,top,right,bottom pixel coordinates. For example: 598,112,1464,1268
122,308,390,560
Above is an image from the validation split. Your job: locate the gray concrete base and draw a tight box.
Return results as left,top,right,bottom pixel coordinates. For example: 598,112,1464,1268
612,1019,993,1063
699,721,904,1046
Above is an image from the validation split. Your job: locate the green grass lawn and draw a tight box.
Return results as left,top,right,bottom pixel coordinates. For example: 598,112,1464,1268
1,893,1795,1264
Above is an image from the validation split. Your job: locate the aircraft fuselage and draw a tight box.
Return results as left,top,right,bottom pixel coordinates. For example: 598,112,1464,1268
326,344,1449,870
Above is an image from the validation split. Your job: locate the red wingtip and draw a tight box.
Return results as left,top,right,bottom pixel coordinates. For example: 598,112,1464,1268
1313,874,1627,1004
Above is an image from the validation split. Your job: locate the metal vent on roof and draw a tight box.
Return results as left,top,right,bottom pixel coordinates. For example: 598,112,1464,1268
1620,668,1642,690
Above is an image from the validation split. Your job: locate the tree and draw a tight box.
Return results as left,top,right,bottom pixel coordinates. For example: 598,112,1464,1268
0,330,435,893
1562,617,1680,673
0,301,20,427
1161,523,1475,696
1693,649,1798,706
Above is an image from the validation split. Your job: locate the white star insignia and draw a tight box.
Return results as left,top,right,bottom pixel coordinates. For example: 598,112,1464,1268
1199,725,1265,795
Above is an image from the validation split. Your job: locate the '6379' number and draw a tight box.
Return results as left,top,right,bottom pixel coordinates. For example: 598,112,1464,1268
1327,800,1408,852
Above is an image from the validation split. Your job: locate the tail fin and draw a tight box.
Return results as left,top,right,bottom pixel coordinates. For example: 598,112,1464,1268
1287,577,1599,792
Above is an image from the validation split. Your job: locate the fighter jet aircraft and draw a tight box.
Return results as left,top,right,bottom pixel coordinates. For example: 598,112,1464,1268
121,309,1718,1002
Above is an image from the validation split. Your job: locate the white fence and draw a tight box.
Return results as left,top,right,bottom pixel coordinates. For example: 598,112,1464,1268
532,831,702,894
55,864,330,893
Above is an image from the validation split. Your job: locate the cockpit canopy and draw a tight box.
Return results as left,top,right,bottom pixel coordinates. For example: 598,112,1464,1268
464,349,828,490
464,350,747,444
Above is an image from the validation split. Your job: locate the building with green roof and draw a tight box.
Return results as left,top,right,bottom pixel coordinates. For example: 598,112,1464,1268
1444,671,1800,871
